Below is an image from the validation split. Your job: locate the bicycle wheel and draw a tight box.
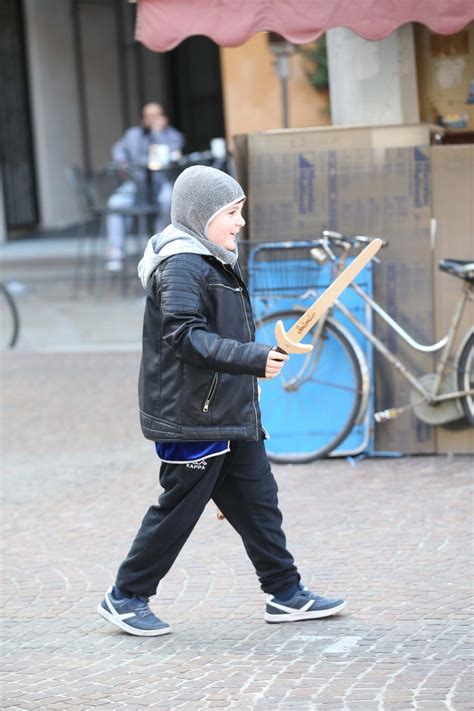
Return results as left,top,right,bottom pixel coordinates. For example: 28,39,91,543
0,283,20,349
255,310,363,462
457,330,474,425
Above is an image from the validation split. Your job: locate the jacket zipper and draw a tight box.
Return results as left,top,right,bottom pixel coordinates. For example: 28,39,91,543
223,265,260,440
202,373,218,413
208,283,243,292
261,425,271,440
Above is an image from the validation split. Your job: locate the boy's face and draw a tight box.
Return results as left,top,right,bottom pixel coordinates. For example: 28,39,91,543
207,200,245,251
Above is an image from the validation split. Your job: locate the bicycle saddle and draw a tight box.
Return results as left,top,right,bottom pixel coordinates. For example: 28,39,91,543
439,259,474,283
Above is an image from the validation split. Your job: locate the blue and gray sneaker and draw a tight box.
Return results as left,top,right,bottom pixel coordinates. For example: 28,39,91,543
265,587,346,623
97,586,171,636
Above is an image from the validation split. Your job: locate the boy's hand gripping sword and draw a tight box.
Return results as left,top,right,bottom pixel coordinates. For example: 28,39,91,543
274,238,383,353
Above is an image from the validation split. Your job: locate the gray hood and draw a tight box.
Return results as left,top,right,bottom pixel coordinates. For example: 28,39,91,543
138,166,246,288
171,165,245,241
138,225,213,289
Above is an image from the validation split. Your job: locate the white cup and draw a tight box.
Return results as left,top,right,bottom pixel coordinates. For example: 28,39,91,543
210,137,227,160
148,143,170,170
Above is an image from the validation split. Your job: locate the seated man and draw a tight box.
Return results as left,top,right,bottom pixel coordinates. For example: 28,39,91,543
106,102,185,271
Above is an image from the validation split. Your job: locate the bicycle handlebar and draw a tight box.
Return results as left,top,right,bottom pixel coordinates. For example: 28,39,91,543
322,230,389,249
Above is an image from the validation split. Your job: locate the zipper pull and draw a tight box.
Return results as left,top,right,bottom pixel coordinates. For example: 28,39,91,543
202,373,218,413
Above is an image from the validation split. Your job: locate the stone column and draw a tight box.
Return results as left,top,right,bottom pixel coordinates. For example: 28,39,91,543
326,24,420,125
23,0,84,228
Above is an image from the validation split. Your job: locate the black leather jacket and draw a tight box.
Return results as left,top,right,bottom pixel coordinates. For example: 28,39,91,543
139,253,272,441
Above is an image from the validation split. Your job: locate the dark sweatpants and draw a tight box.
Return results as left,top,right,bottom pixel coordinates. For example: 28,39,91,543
115,435,300,598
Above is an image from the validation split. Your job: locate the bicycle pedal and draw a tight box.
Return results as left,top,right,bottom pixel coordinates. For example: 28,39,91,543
374,408,398,422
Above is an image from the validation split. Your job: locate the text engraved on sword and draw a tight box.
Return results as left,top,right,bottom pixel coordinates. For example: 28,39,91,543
295,313,315,336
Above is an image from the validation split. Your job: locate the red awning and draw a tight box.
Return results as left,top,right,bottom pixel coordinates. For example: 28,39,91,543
136,0,474,51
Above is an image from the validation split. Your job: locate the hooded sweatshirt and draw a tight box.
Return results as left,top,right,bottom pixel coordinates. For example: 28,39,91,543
138,166,247,463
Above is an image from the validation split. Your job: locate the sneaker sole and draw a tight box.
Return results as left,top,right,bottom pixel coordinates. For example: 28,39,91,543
264,600,347,623
97,603,171,637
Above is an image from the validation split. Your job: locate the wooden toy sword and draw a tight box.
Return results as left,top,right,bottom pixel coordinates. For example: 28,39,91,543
274,238,383,354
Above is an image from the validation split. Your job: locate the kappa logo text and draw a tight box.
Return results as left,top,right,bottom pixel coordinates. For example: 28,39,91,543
185,459,208,470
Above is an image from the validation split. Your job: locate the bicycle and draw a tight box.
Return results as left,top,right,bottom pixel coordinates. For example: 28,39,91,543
250,232,474,463
0,281,20,349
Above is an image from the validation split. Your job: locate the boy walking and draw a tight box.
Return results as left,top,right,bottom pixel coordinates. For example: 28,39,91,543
98,166,346,636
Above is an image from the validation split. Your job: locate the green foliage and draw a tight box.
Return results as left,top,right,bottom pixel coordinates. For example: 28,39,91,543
298,36,329,92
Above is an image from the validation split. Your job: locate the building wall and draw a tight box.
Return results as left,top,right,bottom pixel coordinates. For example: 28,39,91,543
415,22,474,128
23,0,84,228
220,33,330,145
77,1,126,170
22,0,170,231
221,23,474,140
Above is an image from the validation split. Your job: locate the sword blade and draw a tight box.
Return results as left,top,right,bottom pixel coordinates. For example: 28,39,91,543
287,239,382,342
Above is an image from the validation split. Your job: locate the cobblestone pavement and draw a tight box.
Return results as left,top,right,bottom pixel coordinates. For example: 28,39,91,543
1,351,473,710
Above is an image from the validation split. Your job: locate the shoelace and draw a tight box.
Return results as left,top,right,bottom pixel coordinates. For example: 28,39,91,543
134,604,153,617
118,595,153,617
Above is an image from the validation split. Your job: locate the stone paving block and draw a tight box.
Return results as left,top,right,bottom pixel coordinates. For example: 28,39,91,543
1,351,473,709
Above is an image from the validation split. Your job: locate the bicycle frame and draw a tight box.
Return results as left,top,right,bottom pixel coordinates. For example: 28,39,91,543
248,237,473,408
332,281,474,404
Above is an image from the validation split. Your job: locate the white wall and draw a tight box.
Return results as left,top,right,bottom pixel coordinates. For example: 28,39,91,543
327,24,420,125
23,0,84,228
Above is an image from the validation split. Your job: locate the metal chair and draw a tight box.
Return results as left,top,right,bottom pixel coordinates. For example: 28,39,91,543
67,164,162,297
67,165,105,297
67,155,233,297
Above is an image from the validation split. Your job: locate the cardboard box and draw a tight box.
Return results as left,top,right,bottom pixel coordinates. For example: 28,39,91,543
431,145,474,454
249,122,435,150
238,124,437,453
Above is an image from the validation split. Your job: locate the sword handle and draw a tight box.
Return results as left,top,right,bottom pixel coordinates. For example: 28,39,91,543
272,346,288,355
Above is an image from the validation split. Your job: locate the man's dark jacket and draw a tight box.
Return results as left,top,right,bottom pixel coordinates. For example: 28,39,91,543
139,253,272,442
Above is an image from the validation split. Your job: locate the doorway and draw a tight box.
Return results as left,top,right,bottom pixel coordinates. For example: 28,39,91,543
169,36,226,153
